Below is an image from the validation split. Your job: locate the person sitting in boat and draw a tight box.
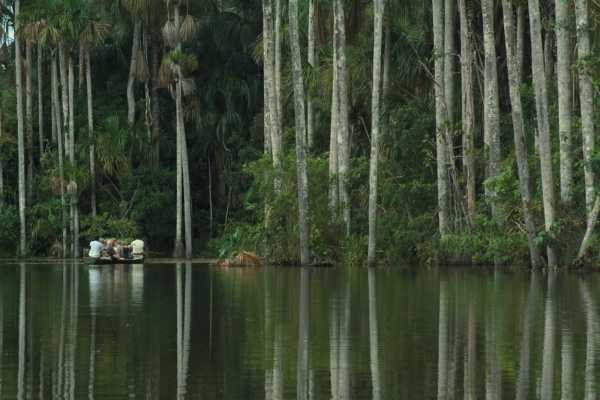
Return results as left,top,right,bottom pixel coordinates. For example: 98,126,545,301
131,239,144,257
89,239,104,259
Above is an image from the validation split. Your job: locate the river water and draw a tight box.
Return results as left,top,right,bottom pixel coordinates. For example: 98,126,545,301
0,262,596,399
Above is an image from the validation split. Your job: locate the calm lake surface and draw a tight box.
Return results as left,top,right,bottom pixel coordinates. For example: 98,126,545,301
0,262,596,399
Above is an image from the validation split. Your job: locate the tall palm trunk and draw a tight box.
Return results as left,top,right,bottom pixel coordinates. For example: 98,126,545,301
367,0,385,266
335,0,350,236
444,0,456,124
459,0,476,224
502,0,542,268
556,0,573,204
15,0,26,256
127,20,142,127
289,0,311,265
329,38,339,216
52,52,67,257
307,0,316,150
85,47,97,217
274,0,282,127
263,0,283,192
151,41,161,168
482,0,501,221
37,43,44,159
575,0,595,218
25,40,33,204
529,0,558,268
59,43,70,161
516,6,525,81
68,55,79,258
433,0,449,236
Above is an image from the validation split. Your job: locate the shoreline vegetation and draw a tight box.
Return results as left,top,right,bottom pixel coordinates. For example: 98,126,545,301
1,1,600,268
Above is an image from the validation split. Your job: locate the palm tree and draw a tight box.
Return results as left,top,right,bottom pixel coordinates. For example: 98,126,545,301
307,0,316,150
25,39,33,203
432,0,449,236
501,0,542,268
528,0,558,267
335,0,351,237
367,0,386,266
15,0,27,256
289,0,311,265
575,0,595,218
556,0,573,204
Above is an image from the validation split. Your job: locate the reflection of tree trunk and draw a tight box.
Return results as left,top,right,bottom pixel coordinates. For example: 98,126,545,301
176,264,183,397
0,291,3,398
541,273,556,400
296,269,310,400
56,264,68,398
437,280,448,400
515,274,538,400
369,268,381,400
463,302,476,400
18,264,26,400
581,281,598,400
561,321,574,400
329,298,339,399
176,263,192,398
88,275,96,400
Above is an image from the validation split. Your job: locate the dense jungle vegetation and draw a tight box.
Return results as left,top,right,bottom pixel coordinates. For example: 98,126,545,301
1,0,600,267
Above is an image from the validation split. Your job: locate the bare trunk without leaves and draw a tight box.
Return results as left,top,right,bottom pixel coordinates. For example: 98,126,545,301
575,0,595,218
86,47,97,217
25,40,33,204
173,104,183,257
482,0,501,221
444,0,456,124
329,38,339,217
37,43,44,159
151,42,161,168
367,0,385,266
307,0,316,150
68,55,79,258
556,0,573,204
335,0,351,236
289,0,311,265
263,0,283,192
433,0,449,236
516,6,525,84
178,79,193,259
459,0,476,224
0,112,3,202
127,20,142,127
15,0,26,256
274,0,282,126
576,196,600,261
502,0,543,268
52,52,67,257
59,43,70,162
529,0,558,268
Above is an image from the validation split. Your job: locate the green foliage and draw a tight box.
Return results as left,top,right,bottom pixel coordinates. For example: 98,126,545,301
80,213,138,242
0,205,19,254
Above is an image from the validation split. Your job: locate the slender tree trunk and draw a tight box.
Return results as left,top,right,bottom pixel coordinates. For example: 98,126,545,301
482,0,501,222
556,0,573,204
529,0,558,268
0,111,3,203
151,41,161,168
335,0,351,236
173,103,183,257
52,52,67,257
289,0,311,265
25,40,33,204
59,43,70,161
37,43,44,159
86,47,97,217
575,0,595,218
307,0,316,151
329,38,339,217
459,0,476,224
263,0,283,192
178,80,193,259
127,20,142,127
502,0,543,268
15,0,26,256
576,195,600,261
516,6,525,82
444,0,456,124
274,0,282,127
433,0,450,236
367,0,385,266
68,55,79,258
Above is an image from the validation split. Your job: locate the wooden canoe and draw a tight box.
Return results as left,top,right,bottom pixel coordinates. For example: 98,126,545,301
88,256,145,265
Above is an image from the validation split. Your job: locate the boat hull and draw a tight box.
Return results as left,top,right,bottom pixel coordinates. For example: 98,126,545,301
89,257,145,265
